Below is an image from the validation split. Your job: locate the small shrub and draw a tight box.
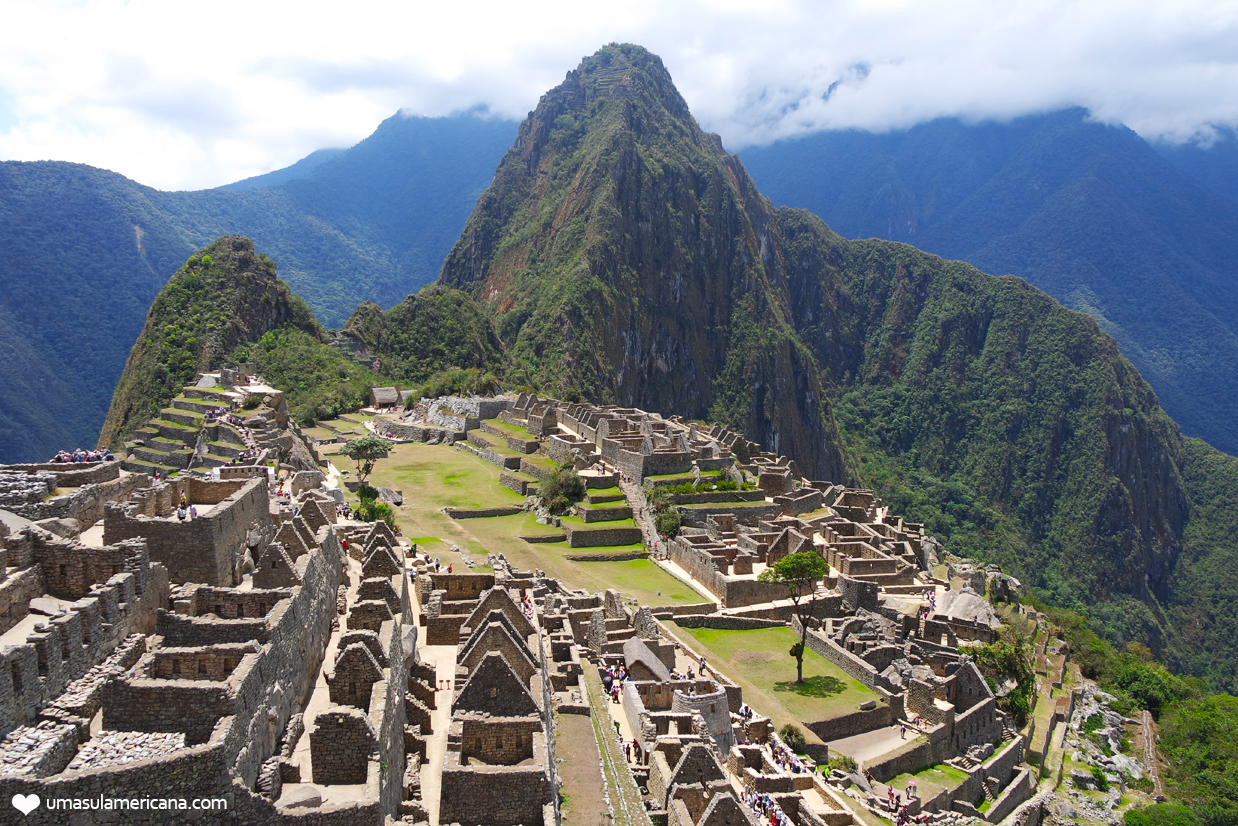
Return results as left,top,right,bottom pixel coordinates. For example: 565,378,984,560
356,498,395,528
655,509,681,538
241,395,262,410
778,724,807,753
541,465,586,515
1091,765,1111,792
826,754,858,773
356,483,379,501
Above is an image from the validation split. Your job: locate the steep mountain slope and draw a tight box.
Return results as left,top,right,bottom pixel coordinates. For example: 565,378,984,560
0,113,516,463
439,45,845,479
413,44,1235,690
0,162,196,462
99,236,322,446
342,286,504,383
739,111,1238,455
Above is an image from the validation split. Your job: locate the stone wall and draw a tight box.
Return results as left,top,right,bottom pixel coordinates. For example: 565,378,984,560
0,537,166,737
987,767,1034,824
793,618,888,693
104,477,271,586
804,705,893,742
311,707,375,784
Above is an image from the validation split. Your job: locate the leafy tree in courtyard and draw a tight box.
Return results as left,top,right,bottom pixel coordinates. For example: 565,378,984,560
340,436,394,485
541,463,586,515
758,550,828,683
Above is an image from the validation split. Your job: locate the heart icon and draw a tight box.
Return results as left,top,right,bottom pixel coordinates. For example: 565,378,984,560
11,794,40,815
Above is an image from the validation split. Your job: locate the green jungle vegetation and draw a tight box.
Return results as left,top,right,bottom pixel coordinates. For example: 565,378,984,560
1039,601,1238,826
98,235,322,446
740,109,1238,457
0,114,515,463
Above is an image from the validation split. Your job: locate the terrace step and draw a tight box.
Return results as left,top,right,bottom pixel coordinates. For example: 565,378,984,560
585,489,626,505
207,441,247,458
129,444,193,469
171,397,218,414
161,408,203,428
149,419,200,443
121,457,178,477
195,453,236,469
148,436,191,454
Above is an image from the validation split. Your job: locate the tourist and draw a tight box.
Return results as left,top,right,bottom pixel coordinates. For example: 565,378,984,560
698,655,708,674
900,723,906,739
632,738,642,765
188,504,198,521
176,506,187,522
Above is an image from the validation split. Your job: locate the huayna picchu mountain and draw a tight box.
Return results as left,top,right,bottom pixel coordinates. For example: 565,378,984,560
99,45,1238,692
437,45,848,482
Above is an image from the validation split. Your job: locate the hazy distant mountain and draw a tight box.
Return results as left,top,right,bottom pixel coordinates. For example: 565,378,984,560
217,148,347,191
0,113,517,463
740,109,1238,455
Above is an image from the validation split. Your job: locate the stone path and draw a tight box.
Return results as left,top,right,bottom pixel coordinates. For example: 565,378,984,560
1142,709,1164,799
283,556,364,804
826,724,917,765
418,642,460,826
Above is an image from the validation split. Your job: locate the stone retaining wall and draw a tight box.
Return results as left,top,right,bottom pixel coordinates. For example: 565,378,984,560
444,507,524,519
672,616,784,630
987,766,1034,823
793,617,888,692
562,524,642,548
804,706,892,742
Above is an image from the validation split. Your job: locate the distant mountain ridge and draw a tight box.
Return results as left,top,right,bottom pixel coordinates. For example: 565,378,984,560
738,109,1238,455
0,113,517,463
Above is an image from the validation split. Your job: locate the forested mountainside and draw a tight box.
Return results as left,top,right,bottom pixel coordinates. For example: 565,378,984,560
410,44,1235,691
99,236,322,446
0,113,516,463
739,111,1238,456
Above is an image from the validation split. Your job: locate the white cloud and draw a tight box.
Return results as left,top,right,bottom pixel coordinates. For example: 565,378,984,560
0,0,1236,189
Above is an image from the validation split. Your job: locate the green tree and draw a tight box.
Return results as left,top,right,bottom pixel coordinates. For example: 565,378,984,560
340,436,395,485
541,463,586,515
758,550,828,683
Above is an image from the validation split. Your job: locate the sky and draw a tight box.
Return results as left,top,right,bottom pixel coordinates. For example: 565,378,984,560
1,0,1236,191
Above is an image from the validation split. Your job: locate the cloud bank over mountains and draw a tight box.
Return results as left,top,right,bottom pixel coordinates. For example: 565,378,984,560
1,0,1236,190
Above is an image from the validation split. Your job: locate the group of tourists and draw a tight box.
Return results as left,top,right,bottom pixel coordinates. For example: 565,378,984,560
229,447,260,464
602,663,629,704
174,493,198,522
621,736,644,765
203,407,244,426
769,735,807,774
741,788,792,826
48,448,115,463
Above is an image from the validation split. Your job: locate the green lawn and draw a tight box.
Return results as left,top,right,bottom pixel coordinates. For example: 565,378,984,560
559,515,639,530
563,559,706,607
481,418,535,439
673,626,878,732
887,763,971,801
328,441,702,604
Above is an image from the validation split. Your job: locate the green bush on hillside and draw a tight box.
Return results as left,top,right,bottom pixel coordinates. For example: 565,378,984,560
541,464,586,515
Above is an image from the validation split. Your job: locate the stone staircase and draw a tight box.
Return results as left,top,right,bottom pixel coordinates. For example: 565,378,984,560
122,387,244,477
123,395,206,476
